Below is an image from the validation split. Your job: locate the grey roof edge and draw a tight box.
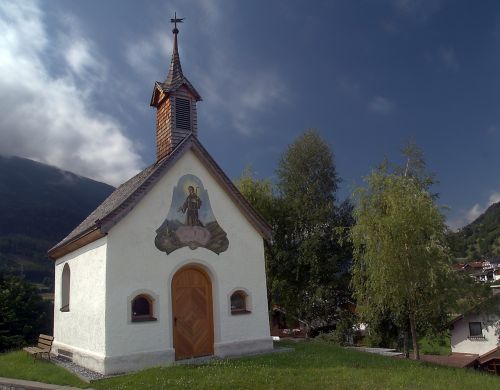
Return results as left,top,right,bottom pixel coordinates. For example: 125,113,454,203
150,78,202,106
98,135,193,233
49,134,272,258
48,225,99,254
49,136,193,255
189,137,272,240
98,135,271,239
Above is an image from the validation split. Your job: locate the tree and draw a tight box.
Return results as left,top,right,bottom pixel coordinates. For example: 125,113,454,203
235,130,353,333
235,166,275,222
0,276,52,352
270,129,352,331
351,146,453,359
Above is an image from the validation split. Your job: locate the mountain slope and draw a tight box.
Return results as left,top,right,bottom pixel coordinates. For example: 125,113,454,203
449,201,500,259
0,155,115,282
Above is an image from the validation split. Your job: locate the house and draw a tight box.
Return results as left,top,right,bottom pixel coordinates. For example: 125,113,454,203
452,260,499,283
48,20,273,375
452,263,468,272
449,287,500,374
468,261,484,271
470,269,494,283
270,305,307,339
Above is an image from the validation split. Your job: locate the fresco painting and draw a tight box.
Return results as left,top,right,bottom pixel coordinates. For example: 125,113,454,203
155,174,229,254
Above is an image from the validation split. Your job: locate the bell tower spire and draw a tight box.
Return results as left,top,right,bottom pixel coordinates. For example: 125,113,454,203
150,13,202,161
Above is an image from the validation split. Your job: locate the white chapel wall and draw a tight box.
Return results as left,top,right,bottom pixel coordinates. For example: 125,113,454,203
104,149,271,360
53,237,107,362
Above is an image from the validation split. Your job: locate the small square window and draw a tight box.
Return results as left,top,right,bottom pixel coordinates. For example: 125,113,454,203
230,290,251,315
469,322,482,337
131,295,156,322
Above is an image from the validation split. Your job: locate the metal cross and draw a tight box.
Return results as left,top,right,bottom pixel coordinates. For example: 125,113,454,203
171,12,184,32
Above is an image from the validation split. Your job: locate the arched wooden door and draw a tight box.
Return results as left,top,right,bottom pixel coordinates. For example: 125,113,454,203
171,266,214,360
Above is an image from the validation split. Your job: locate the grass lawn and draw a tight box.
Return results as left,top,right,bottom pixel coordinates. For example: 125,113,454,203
2,341,499,389
0,350,88,388
94,341,499,390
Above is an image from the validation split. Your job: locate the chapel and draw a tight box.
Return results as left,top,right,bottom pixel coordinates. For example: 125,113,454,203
48,18,273,375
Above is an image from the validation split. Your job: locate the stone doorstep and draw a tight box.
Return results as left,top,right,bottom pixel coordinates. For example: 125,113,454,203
0,377,93,390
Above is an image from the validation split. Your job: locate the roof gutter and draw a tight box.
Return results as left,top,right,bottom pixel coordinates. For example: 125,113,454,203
48,227,105,260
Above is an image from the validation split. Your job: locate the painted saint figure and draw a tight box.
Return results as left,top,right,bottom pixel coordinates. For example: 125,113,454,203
178,186,203,226
155,174,229,254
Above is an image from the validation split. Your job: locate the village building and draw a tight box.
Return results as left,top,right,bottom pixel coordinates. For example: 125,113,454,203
48,19,273,375
452,259,500,283
449,286,500,374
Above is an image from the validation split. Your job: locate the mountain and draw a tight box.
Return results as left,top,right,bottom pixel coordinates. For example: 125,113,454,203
0,155,115,283
448,201,500,260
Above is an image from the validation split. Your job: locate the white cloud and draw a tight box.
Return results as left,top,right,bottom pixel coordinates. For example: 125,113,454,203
487,124,499,136
234,73,287,135
0,1,143,186
438,47,459,71
124,0,289,137
393,0,443,21
198,66,288,136
337,76,362,98
57,13,106,82
449,191,500,230
125,32,172,79
488,192,500,205
468,192,500,222
368,96,395,115
465,203,483,223
64,40,100,77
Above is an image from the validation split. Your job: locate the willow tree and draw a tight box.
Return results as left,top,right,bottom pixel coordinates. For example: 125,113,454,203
351,152,452,359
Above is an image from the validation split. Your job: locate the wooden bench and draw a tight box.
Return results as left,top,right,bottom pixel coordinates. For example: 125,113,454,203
23,334,54,361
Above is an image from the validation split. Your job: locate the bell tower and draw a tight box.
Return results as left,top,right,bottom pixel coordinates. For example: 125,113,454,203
150,14,202,161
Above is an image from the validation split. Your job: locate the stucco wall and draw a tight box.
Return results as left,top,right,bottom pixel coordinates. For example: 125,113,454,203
451,309,499,355
53,237,107,359
104,149,271,360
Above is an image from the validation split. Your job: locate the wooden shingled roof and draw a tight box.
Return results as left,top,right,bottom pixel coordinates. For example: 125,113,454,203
48,134,272,260
150,31,201,105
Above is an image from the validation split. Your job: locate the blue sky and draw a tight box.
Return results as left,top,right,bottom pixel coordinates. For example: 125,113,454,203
1,0,500,230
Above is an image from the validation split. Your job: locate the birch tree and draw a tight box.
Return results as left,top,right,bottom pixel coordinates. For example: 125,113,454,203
351,149,452,359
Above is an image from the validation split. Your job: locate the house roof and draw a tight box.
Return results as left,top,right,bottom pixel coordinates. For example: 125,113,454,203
448,292,500,326
452,263,466,271
48,135,272,260
420,353,479,368
448,314,464,326
478,346,500,365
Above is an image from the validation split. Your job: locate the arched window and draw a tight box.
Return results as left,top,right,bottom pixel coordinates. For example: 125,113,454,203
131,294,156,322
230,290,250,314
61,263,70,312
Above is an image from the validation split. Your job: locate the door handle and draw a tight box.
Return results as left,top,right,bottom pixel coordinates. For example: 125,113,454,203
174,317,177,326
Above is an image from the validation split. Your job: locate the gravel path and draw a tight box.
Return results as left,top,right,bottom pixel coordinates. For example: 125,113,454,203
52,356,105,383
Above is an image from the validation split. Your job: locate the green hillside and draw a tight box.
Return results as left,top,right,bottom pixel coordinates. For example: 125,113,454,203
449,201,500,259
0,156,114,283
